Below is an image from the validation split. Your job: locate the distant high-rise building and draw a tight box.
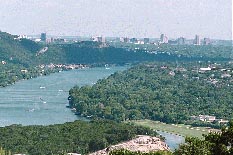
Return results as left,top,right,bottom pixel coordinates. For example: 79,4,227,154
194,35,200,45
203,38,211,45
160,34,168,43
51,37,54,43
177,37,185,45
97,36,105,42
40,33,46,42
160,34,164,42
144,38,150,44
122,37,129,43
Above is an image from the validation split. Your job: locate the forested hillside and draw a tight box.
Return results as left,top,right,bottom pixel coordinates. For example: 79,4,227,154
111,42,233,60
0,31,194,66
69,62,233,124
0,31,197,87
0,120,156,155
0,32,42,66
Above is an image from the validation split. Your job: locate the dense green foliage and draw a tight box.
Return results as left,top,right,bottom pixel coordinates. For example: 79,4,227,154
69,62,233,124
1,120,232,155
0,32,38,66
174,122,233,155
0,32,55,87
56,42,191,65
111,42,233,60
0,31,193,87
0,31,231,87
1,31,233,154
0,120,157,155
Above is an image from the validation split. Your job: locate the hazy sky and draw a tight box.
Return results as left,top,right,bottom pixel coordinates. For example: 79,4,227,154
0,0,232,39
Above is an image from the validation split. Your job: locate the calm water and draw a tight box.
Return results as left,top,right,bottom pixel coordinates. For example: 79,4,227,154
0,66,184,149
0,66,127,126
157,131,185,151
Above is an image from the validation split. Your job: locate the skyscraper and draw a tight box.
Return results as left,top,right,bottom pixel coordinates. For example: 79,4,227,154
40,33,46,42
160,34,165,42
123,37,129,43
160,34,168,43
194,35,200,45
144,38,150,44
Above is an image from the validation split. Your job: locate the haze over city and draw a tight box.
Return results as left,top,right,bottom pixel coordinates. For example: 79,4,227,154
0,0,232,39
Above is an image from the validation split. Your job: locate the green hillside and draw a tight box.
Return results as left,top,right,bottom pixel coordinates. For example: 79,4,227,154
0,31,190,87
0,32,43,66
69,62,233,125
0,120,156,155
0,31,232,88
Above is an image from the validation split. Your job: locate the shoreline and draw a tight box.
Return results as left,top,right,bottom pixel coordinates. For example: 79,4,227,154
0,64,89,88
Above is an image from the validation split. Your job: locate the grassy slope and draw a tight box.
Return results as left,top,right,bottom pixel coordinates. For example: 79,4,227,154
130,119,214,138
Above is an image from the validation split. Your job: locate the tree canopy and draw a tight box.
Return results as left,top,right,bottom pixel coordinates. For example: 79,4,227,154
69,62,233,125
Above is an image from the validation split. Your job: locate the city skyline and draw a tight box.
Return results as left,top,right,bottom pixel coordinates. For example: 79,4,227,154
0,0,232,40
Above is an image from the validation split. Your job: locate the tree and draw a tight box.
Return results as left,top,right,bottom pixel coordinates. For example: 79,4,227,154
174,121,233,155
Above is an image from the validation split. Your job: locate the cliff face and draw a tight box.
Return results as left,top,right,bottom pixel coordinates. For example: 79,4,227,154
89,135,170,155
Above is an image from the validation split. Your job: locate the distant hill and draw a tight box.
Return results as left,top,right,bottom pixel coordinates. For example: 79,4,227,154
0,31,188,66
0,31,42,67
1,31,231,67
36,41,192,65
0,31,231,87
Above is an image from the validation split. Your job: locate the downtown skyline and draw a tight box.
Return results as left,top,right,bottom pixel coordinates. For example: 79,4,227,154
0,0,232,40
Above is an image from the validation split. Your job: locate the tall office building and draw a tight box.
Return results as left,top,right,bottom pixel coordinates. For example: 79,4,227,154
144,38,150,44
194,35,200,45
203,38,211,45
122,37,129,43
40,33,46,42
160,34,168,43
97,36,105,42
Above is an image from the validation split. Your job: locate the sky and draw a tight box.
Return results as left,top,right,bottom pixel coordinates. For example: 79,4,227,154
0,0,232,39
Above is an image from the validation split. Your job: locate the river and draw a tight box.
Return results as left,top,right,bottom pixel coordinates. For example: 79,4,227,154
0,66,184,150
0,66,127,126
157,131,185,151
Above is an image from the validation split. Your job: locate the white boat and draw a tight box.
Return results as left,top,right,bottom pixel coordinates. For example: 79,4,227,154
105,64,110,70
39,86,46,89
71,108,76,112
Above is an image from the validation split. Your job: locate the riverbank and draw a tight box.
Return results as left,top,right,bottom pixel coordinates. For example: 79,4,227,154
0,63,88,88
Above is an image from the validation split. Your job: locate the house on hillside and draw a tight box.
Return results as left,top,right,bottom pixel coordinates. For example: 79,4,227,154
199,67,211,73
191,115,216,122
